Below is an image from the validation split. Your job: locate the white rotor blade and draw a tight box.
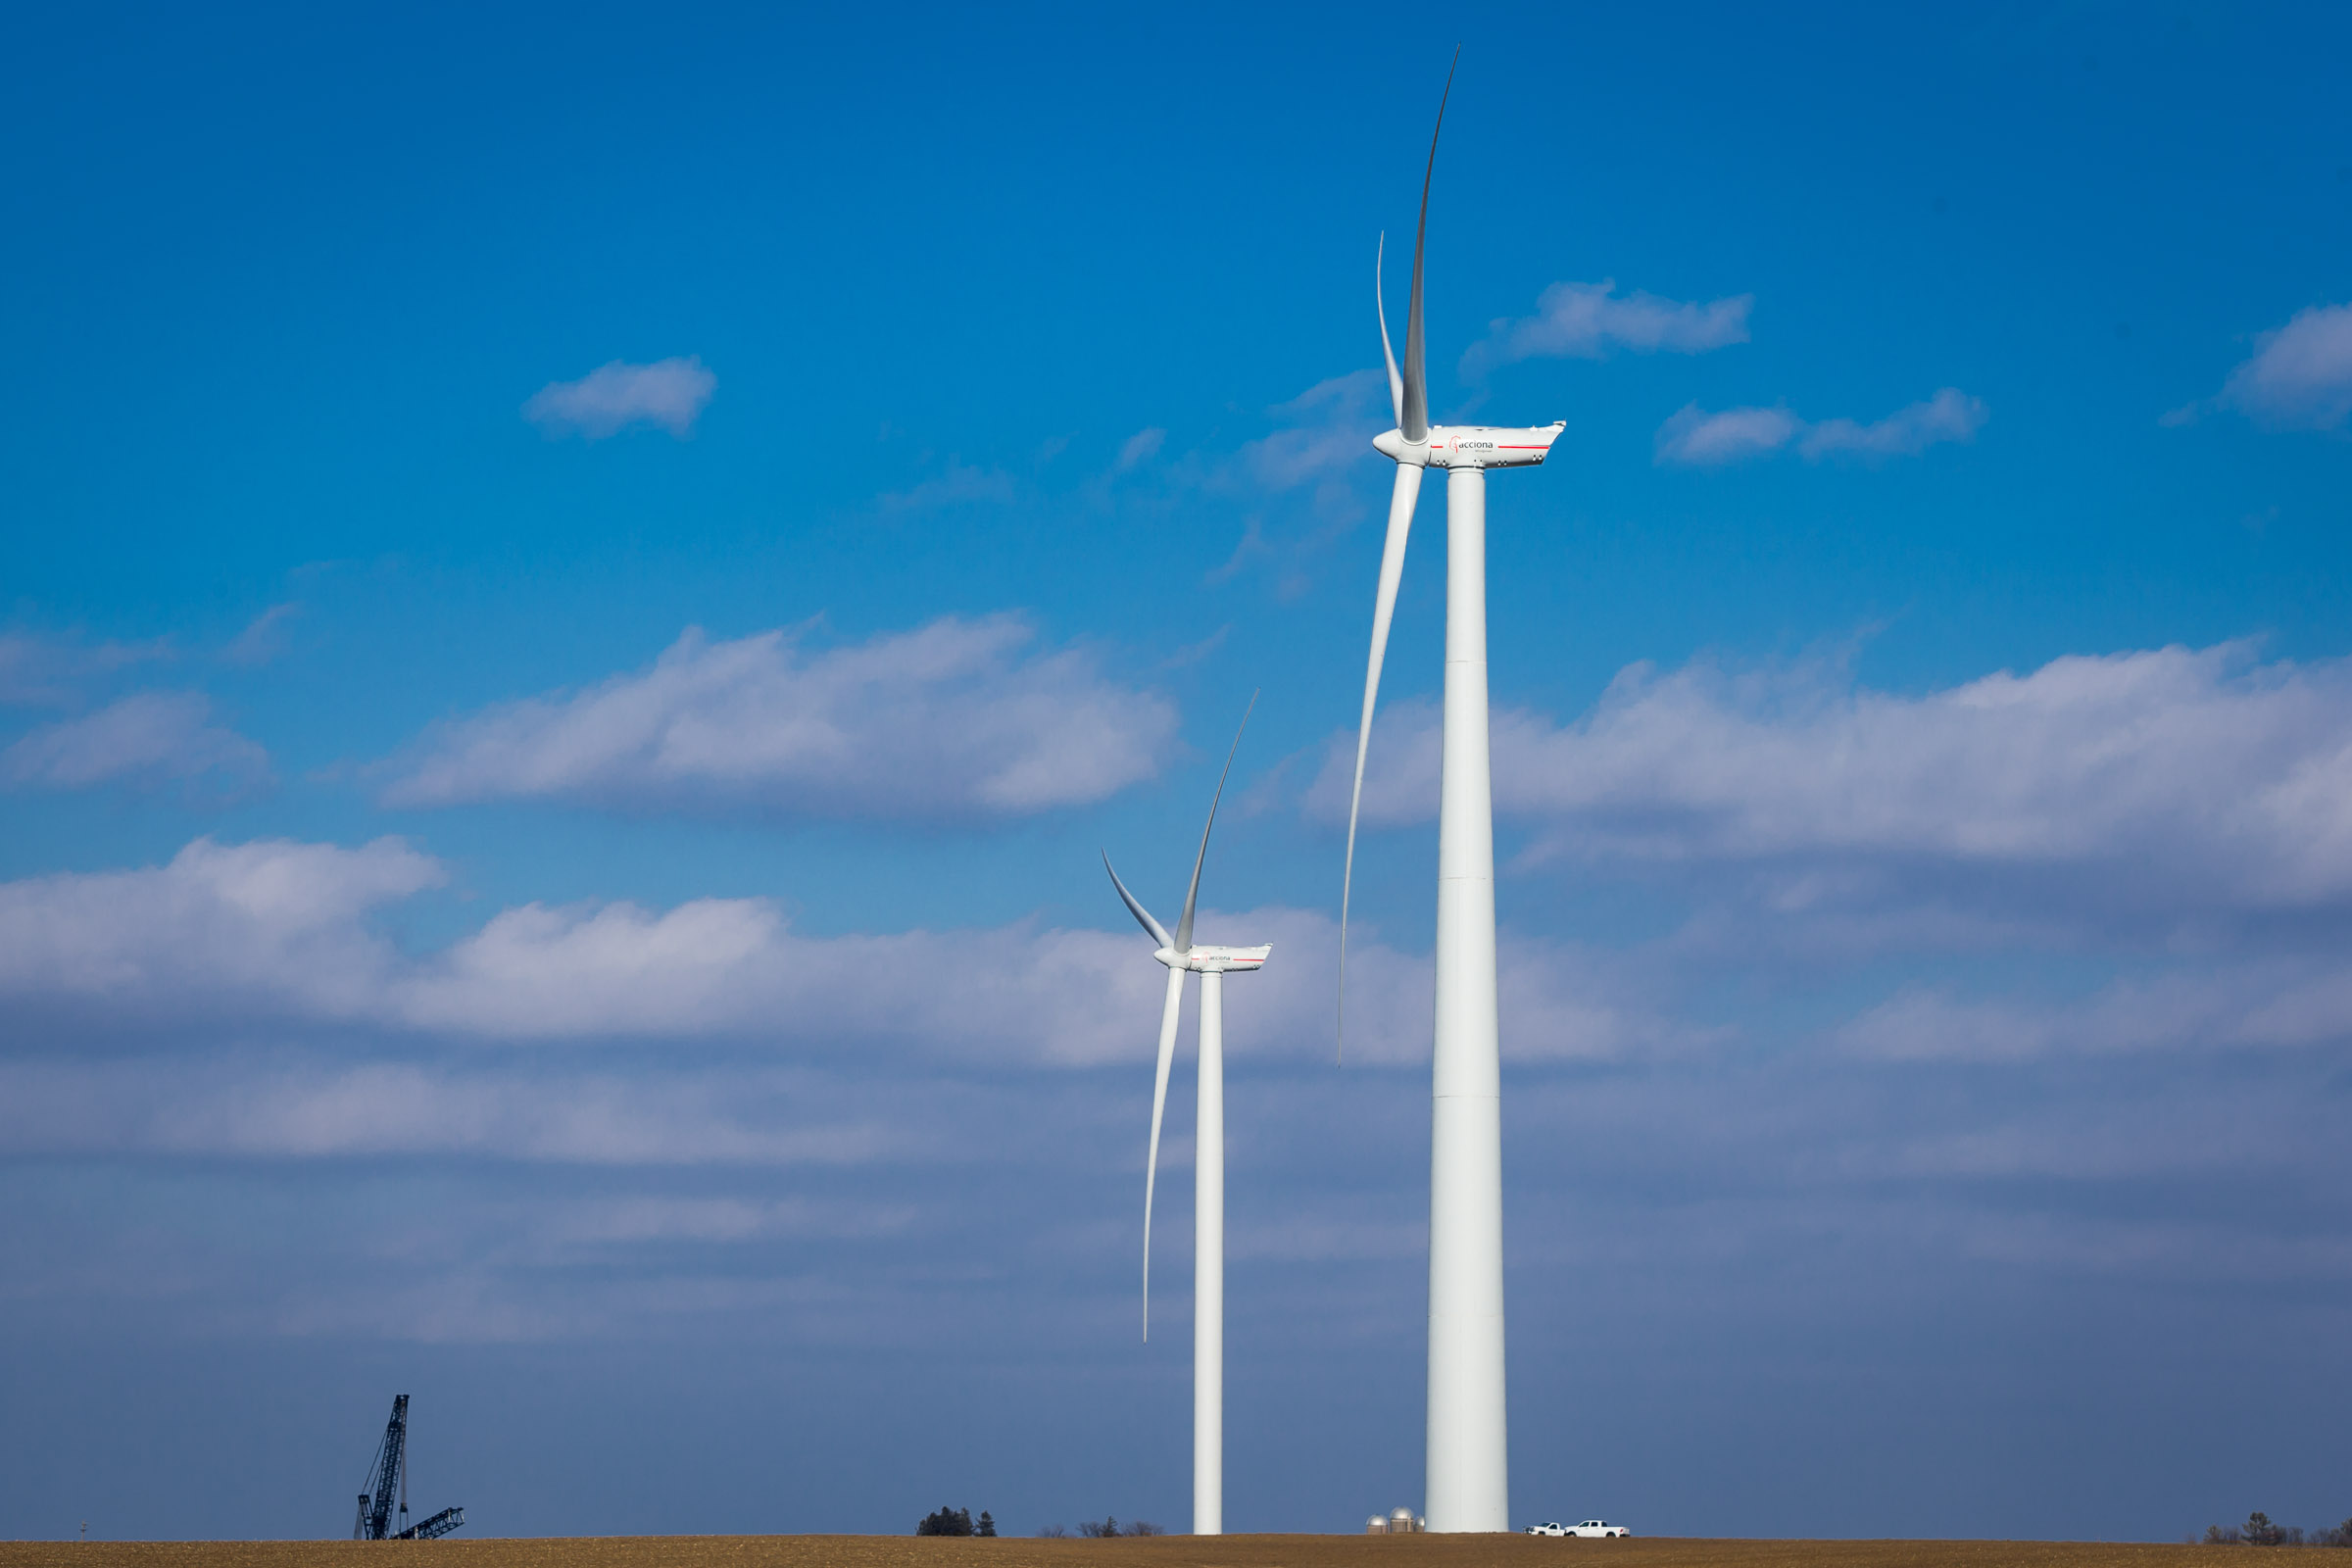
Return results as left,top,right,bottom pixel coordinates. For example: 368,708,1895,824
1102,852,1171,950
1173,690,1258,956
1398,48,1456,444
1338,463,1424,1060
1141,962,1185,1341
1377,233,1403,429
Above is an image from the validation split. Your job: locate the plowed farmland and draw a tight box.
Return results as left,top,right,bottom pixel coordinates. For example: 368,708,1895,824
0,1536,2211,1568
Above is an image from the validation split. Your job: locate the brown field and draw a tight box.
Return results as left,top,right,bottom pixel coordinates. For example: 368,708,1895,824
0,1536,2211,1568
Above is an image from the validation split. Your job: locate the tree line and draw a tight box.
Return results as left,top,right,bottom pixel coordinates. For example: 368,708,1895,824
2199,1513,2352,1546
1041,1517,1163,1538
915,1507,1162,1538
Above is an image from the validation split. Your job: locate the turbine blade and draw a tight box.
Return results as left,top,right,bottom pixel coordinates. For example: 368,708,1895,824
1377,233,1403,429
1399,47,1457,445
1338,463,1424,1060
1103,852,1172,950
1142,963,1186,1341
1172,690,1259,956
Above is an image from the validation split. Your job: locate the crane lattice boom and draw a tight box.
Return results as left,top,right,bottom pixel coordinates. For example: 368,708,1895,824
350,1394,464,1541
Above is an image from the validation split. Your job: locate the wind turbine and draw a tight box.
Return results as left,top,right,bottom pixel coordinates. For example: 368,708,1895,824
1103,697,1270,1538
1338,57,1563,1535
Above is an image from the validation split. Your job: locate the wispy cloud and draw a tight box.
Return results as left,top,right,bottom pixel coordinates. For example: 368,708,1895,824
0,631,169,707
2207,302,2352,430
381,614,1175,821
1236,369,1390,491
1799,388,1989,458
1203,519,1268,586
877,461,1017,513
522,356,716,439
1656,388,1986,466
222,602,301,667
0,1055,904,1170
1160,624,1229,668
1461,279,1752,378
3,691,270,796
1650,405,1800,466
1114,427,1166,471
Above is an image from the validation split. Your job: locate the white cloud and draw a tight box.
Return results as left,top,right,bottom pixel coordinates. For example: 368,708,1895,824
1656,388,1986,466
1203,518,1268,586
0,837,440,1021
1653,404,1801,466
3,691,270,795
2215,302,2352,430
0,832,1688,1076
401,896,1273,1057
381,614,1176,820
1461,279,1752,378
0,635,66,706
0,631,168,707
877,461,1017,512
221,602,301,667
0,1055,901,1167
1311,643,2352,912
522,356,715,439
10,830,2351,1390
1114,427,1166,471
553,1196,917,1243
1834,956,2352,1064
1798,387,1989,459
1237,368,1389,491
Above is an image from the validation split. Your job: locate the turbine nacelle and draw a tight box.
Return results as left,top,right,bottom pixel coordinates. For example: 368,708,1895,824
1373,422,1564,469
1153,943,1273,974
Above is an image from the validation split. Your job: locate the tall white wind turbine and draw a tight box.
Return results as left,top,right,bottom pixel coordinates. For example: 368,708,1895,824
1338,57,1563,1534
1103,699,1271,1539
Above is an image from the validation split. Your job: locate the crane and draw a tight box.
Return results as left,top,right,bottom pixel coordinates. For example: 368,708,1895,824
352,1395,466,1541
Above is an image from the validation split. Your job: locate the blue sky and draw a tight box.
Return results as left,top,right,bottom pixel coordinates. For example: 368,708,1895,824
5,0,2352,1544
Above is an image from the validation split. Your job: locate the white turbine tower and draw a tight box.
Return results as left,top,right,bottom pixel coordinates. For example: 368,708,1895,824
1338,57,1563,1535
1104,698,1270,1539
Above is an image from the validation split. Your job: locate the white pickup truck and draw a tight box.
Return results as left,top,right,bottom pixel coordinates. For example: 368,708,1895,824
1526,1520,1630,1539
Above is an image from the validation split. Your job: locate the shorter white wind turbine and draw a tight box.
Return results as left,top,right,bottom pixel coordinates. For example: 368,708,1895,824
1102,698,1271,1539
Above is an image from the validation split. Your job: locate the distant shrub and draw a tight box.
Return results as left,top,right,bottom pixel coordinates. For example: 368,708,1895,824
2243,1513,2297,1547
1035,1525,1069,1539
1053,1513,1157,1537
918,1507,974,1538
